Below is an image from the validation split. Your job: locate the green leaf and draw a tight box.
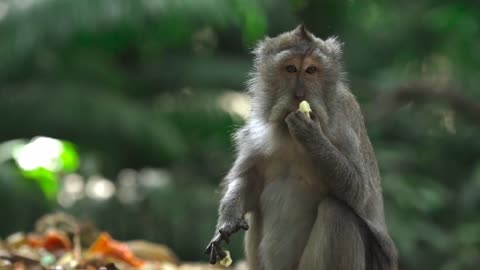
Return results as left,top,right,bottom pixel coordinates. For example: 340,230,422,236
59,141,79,172
22,167,59,200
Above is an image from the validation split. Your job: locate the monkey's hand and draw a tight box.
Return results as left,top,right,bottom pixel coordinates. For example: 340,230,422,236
205,218,249,264
285,111,323,146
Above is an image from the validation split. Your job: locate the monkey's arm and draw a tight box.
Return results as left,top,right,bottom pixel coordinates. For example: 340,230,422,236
286,110,369,208
217,156,260,231
287,107,399,269
206,151,262,264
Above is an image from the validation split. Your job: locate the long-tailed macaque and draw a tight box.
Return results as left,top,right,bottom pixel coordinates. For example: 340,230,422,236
205,25,398,270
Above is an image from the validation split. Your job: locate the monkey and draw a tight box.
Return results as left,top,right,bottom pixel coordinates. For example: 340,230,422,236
205,25,398,270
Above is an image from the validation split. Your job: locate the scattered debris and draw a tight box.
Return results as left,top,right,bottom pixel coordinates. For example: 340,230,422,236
0,213,239,270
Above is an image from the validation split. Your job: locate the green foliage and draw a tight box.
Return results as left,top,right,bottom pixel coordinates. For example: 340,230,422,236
0,0,479,269
21,168,59,200
0,138,80,199
60,142,80,172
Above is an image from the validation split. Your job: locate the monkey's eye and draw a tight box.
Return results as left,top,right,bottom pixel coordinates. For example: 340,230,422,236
286,65,297,73
306,66,317,74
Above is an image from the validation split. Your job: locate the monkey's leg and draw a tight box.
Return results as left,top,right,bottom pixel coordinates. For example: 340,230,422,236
298,197,366,270
244,211,263,270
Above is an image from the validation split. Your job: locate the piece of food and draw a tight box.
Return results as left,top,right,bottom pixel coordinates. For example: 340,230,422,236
298,100,312,118
219,250,232,267
89,233,145,267
27,230,72,251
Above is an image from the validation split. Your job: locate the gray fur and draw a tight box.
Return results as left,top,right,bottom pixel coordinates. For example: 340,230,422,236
208,25,398,270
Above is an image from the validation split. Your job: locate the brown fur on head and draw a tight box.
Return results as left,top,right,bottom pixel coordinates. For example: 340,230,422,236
248,25,345,126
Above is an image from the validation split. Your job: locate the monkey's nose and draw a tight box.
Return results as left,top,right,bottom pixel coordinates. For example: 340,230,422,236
295,87,306,99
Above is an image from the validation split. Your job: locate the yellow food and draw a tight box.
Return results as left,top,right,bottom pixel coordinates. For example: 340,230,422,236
298,100,312,118
219,250,232,267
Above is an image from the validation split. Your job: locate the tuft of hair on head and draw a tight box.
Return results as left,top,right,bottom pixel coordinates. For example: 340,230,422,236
294,24,314,42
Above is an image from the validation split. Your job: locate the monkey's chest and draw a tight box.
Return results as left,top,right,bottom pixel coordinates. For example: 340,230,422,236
260,155,328,220
262,147,328,193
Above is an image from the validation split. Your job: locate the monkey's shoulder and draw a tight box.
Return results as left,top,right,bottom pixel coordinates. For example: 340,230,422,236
232,119,276,155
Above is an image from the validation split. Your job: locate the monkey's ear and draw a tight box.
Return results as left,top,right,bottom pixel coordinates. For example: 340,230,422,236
324,36,344,59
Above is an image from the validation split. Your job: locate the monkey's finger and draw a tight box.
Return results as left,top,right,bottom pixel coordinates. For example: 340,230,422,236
285,112,296,122
210,242,223,264
294,110,310,120
206,232,223,254
209,248,217,264
287,111,305,125
294,110,304,117
216,246,227,259
212,242,227,259
285,114,298,128
210,241,227,264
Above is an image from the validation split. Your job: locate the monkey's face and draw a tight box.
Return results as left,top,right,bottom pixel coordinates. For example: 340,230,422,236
266,52,327,123
251,25,343,125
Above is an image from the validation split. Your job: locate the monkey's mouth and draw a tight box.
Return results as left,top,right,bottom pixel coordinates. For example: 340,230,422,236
269,101,315,122
283,105,314,118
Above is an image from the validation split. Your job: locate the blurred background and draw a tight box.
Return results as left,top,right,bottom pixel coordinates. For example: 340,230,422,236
0,0,479,269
